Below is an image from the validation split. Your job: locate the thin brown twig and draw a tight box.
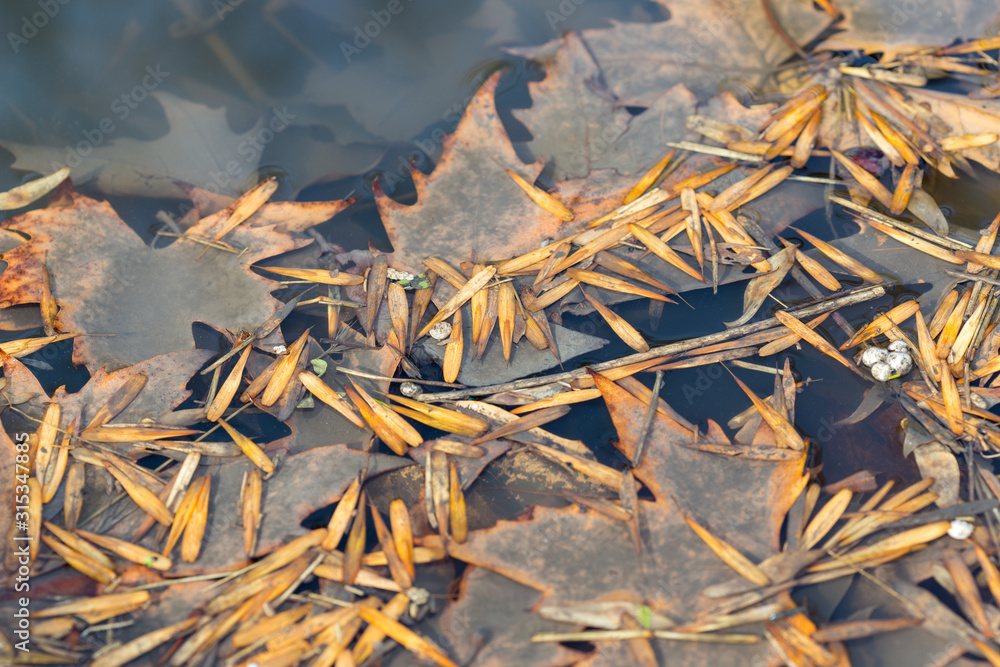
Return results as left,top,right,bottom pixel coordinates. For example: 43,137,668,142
413,285,886,402
632,370,663,467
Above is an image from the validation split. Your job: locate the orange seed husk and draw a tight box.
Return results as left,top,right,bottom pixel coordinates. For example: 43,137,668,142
206,345,251,421
729,371,805,451
800,488,853,550
41,533,116,584
181,474,211,563
418,266,496,338
580,288,649,352
344,492,367,585
88,373,149,430
791,245,841,292
684,515,771,587
938,369,965,436
928,289,959,338
355,605,461,667
443,310,464,384
163,477,202,557
370,504,412,590
498,281,516,364
322,475,362,551
103,460,173,526
832,149,893,207
422,258,467,289
791,227,884,283
623,149,675,204
774,310,861,375
218,418,275,474
841,300,919,349
41,430,70,504
364,254,388,336
211,177,277,241
345,384,409,454
33,591,150,623
44,522,116,571
242,469,262,557
506,169,574,222
566,267,675,303
298,370,366,429
510,388,602,414
449,460,468,543
936,289,972,359
261,328,311,407
628,223,705,282
75,527,172,571
351,382,422,447
890,162,918,215
33,401,60,482
681,187,704,270
390,499,415,580
389,394,488,437
387,281,409,349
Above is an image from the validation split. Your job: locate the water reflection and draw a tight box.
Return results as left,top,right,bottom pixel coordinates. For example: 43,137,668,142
0,0,665,213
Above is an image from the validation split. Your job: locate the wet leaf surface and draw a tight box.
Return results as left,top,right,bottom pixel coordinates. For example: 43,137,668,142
448,373,807,665
376,73,589,274
513,33,697,180
0,192,352,371
509,0,832,106
817,0,1000,59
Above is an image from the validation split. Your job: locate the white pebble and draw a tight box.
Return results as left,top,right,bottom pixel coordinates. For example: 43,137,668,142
861,347,888,367
887,340,910,353
870,362,893,382
948,520,975,540
886,351,912,376
429,321,452,340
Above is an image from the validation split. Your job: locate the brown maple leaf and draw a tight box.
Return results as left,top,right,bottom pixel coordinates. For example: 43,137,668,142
509,0,832,107
0,191,352,371
815,0,1000,60
447,372,807,666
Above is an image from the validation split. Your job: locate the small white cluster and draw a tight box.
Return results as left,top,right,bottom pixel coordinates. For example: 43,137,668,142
861,340,913,382
400,381,421,397
387,267,415,282
429,321,453,341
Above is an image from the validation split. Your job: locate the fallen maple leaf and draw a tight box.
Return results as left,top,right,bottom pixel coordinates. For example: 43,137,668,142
513,33,697,180
375,73,586,274
509,0,832,107
815,0,1000,60
0,191,352,371
447,371,808,665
